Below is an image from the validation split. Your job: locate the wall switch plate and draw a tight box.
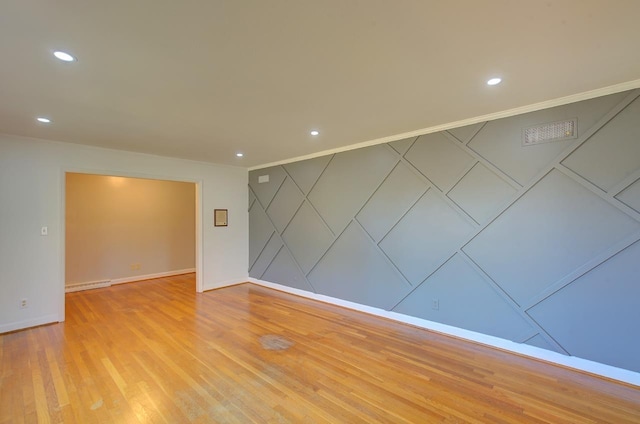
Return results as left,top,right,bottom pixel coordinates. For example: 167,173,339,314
41,226,48,236
258,175,269,183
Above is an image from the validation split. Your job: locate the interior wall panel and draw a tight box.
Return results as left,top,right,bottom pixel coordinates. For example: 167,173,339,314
388,137,417,155
524,334,562,353
283,155,332,195
248,201,275,268
467,92,628,185
249,165,287,209
266,177,304,233
249,89,640,373
307,145,397,235
379,189,476,285
448,163,517,224
308,222,411,310
562,97,640,192
447,122,486,144
463,169,640,305
281,201,333,274
357,162,427,243
249,231,282,279
262,247,314,292
393,254,533,341
616,178,640,213
528,241,640,373
404,132,475,191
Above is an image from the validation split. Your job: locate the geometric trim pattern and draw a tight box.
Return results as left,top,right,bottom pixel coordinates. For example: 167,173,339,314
250,89,640,372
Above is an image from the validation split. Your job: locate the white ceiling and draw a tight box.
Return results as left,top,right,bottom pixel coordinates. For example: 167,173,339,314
1,1,640,168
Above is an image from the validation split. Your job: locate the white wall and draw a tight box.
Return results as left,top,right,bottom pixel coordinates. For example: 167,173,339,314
0,134,248,333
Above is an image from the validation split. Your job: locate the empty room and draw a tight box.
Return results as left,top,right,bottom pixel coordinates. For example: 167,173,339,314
1,1,639,423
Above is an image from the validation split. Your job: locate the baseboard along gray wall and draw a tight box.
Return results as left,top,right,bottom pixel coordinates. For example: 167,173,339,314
248,89,640,373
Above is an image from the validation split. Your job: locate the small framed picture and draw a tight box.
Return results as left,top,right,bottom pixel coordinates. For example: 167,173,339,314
214,209,228,227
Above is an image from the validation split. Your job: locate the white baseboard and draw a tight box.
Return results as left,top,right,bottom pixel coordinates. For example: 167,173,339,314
109,268,195,285
0,314,59,334
248,278,640,387
203,276,248,292
65,279,111,293
65,269,196,292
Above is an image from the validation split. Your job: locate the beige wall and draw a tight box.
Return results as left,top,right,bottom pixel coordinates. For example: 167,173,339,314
65,173,195,285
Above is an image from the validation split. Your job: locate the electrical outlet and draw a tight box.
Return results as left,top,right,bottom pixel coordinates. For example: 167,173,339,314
20,298,28,309
431,299,439,311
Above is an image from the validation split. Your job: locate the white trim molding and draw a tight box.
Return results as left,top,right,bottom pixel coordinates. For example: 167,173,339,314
0,314,60,334
250,79,640,171
108,268,195,286
65,269,197,293
248,277,640,387
203,277,248,292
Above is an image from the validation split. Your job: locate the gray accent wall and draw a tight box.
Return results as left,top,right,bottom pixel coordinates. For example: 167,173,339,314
249,90,640,373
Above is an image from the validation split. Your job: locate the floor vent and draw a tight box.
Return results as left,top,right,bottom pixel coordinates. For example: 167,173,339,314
523,118,577,146
65,280,112,293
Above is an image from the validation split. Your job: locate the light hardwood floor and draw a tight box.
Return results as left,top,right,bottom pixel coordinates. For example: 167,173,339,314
1,274,639,423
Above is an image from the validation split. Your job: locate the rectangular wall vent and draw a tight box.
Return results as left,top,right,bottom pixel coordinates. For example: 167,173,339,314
65,280,112,293
522,118,577,146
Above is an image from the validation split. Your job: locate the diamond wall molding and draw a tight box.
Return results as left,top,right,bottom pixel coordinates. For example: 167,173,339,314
249,89,640,372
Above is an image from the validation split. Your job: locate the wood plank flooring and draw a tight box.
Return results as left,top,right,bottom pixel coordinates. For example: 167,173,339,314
1,274,639,423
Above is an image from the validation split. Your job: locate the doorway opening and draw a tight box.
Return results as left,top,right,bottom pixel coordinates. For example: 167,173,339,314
64,172,199,301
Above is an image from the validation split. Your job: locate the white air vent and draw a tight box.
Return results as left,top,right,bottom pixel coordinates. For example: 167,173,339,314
522,118,577,146
258,175,269,183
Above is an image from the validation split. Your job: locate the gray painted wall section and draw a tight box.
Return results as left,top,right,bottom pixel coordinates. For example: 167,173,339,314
249,90,640,373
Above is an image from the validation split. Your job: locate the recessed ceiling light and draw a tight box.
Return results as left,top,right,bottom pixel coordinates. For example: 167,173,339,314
36,117,51,123
53,51,76,62
310,130,319,136
487,77,502,86
236,152,244,157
